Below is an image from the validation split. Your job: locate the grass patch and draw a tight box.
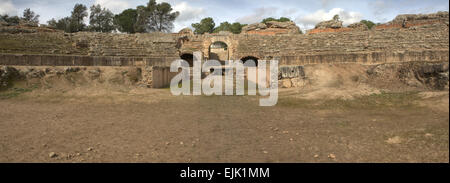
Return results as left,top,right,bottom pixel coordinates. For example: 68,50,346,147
278,91,422,110
0,87,34,99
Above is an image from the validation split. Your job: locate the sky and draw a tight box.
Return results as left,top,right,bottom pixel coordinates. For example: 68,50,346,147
1,0,448,32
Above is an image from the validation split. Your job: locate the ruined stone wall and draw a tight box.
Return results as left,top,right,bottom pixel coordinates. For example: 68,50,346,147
0,31,180,63
0,12,448,67
233,23,448,65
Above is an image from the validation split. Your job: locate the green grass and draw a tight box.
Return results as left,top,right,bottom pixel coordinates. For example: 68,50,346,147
0,87,34,99
278,91,422,110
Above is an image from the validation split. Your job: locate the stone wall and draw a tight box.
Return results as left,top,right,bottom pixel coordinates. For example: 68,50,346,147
0,12,448,68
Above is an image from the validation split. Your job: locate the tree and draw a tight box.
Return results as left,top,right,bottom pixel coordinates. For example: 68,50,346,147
213,21,231,33
262,17,276,24
135,5,149,33
278,17,291,22
360,20,376,29
230,22,246,34
0,14,20,26
262,17,291,24
70,4,88,32
22,8,39,24
47,17,71,32
89,4,115,32
134,0,179,33
333,14,340,21
213,21,246,34
153,1,179,32
47,18,57,27
114,9,138,33
192,17,215,34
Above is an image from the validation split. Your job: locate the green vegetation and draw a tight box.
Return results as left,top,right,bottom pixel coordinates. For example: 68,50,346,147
192,17,247,34
114,9,138,33
88,4,115,33
1,8,39,25
192,17,216,34
22,8,40,24
47,3,88,33
133,0,180,33
278,91,422,110
0,87,34,99
45,0,179,33
360,20,376,29
3,1,303,34
213,22,246,34
261,17,291,24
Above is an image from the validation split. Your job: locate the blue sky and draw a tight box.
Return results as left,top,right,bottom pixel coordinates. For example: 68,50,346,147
1,0,448,31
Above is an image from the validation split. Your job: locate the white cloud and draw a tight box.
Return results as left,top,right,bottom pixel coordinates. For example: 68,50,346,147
0,0,17,15
295,8,362,30
172,1,205,32
94,0,130,14
236,7,279,24
173,1,205,22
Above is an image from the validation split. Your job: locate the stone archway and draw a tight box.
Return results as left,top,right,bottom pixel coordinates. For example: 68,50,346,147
241,56,259,66
209,41,229,64
180,53,194,67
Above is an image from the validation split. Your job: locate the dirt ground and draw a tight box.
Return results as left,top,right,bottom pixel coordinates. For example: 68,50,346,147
0,86,448,163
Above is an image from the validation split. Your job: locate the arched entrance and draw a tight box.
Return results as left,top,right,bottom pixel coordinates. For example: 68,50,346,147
241,56,259,67
209,41,229,64
180,53,194,67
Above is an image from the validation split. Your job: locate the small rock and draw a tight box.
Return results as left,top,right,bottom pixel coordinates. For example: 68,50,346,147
328,154,336,159
87,147,93,151
165,142,170,145
314,154,319,158
386,136,402,144
282,131,289,134
425,133,433,137
289,138,294,141
281,79,292,88
263,151,268,154
180,142,184,145
49,152,57,158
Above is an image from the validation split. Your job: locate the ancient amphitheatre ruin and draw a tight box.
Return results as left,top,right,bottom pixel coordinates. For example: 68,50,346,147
0,11,448,163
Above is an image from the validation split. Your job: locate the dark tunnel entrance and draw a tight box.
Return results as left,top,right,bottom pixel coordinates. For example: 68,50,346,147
241,56,259,67
180,53,194,67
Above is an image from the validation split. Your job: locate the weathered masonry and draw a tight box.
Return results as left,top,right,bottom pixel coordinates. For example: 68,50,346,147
0,12,449,87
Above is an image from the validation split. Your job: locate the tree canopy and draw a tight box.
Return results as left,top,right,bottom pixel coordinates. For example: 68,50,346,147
360,20,376,29
42,0,179,33
0,15,20,26
89,4,115,33
114,9,138,33
70,3,88,32
22,8,40,24
213,22,246,34
192,17,246,34
192,17,215,34
47,17,72,32
134,0,179,33
261,17,291,24
46,4,88,33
